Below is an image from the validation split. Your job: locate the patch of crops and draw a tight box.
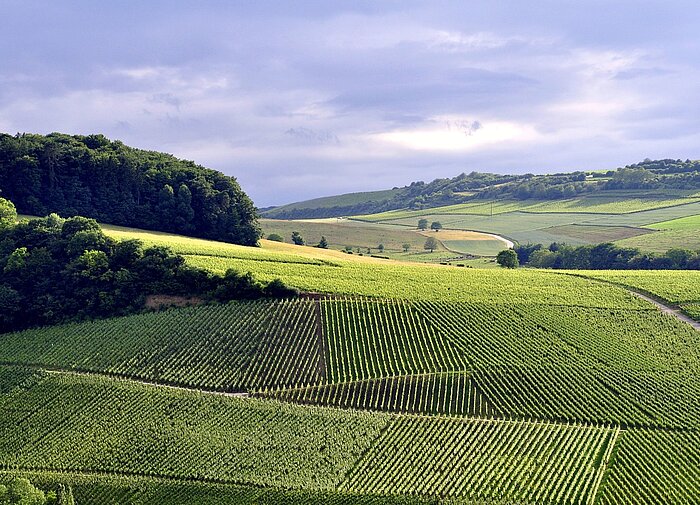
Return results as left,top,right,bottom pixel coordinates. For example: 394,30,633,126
0,300,323,391
597,429,700,504
257,372,494,417
322,299,465,383
0,372,389,490
341,416,615,503
681,303,700,321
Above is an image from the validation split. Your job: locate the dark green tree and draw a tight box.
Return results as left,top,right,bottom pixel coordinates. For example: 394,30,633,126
266,233,284,242
496,249,519,268
417,218,428,230
424,236,438,252
402,243,411,252
317,236,329,248
430,221,443,232
291,231,304,245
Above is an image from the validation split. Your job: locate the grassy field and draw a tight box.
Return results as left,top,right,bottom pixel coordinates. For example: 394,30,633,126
262,188,403,218
346,193,700,251
645,213,700,230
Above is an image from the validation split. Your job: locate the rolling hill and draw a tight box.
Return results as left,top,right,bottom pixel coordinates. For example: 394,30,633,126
2,223,700,503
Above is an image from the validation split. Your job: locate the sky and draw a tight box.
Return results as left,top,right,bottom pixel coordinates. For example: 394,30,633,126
1,1,699,207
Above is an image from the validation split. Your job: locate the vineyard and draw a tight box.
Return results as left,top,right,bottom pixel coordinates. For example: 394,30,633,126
3,224,700,503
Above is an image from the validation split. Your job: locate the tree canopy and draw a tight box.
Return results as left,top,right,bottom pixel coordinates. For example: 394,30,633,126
0,133,260,245
0,208,296,332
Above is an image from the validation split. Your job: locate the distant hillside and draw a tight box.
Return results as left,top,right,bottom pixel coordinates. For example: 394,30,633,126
263,159,700,219
0,133,260,245
263,188,404,219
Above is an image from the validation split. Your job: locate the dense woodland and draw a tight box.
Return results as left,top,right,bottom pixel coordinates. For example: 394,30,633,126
0,133,260,245
515,242,700,270
264,158,700,219
0,199,295,333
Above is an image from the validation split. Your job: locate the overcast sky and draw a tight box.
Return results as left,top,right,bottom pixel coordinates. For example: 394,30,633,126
2,1,699,206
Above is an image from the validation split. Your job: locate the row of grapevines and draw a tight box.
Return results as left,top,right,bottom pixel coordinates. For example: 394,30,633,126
256,372,494,417
0,370,388,490
0,299,323,391
597,429,700,504
341,416,614,504
322,299,465,383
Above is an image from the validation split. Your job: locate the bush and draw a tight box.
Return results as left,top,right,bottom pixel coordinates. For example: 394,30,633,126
266,233,284,242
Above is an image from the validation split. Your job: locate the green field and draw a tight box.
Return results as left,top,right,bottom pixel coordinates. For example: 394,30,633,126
4,222,700,503
645,213,700,230
349,194,700,251
261,218,438,252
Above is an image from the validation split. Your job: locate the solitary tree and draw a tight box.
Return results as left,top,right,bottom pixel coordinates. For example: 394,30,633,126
430,221,443,232
496,249,519,268
417,218,428,230
424,236,438,252
377,243,384,253
317,236,329,249
291,231,304,245
402,243,411,252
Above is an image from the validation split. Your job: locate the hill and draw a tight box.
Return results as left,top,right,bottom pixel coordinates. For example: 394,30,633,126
0,133,260,245
3,222,700,503
2,224,700,502
262,158,700,220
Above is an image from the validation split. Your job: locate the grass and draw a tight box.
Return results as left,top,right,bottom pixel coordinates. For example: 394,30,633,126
262,188,402,217
615,229,700,253
260,218,436,253
644,213,700,230
543,224,653,243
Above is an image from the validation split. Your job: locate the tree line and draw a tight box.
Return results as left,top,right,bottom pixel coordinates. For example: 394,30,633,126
514,242,700,270
0,198,296,333
0,133,260,245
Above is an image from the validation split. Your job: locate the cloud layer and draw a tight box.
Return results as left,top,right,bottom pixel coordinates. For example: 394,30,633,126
1,1,699,206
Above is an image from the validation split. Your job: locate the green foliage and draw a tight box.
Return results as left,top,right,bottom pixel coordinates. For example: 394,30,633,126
423,236,438,252
0,133,260,245
496,249,518,268
0,300,319,391
429,221,442,231
0,210,295,332
0,478,46,505
291,231,305,245
342,417,613,503
402,243,410,252
0,198,16,230
417,218,428,230
518,241,700,270
266,233,284,242
317,236,329,249
0,373,389,491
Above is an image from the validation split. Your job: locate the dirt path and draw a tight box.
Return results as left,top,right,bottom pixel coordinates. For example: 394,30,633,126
628,291,700,331
562,272,700,332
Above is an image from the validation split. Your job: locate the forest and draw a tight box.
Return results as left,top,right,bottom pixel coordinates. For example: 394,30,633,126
0,133,260,245
0,198,295,332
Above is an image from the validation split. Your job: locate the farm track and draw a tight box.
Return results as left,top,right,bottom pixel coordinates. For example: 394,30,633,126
628,291,700,331
563,272,700,331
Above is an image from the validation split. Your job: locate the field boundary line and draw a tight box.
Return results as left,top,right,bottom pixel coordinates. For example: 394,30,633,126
588,425,621,505
0,363,250,398
560,272,700,331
